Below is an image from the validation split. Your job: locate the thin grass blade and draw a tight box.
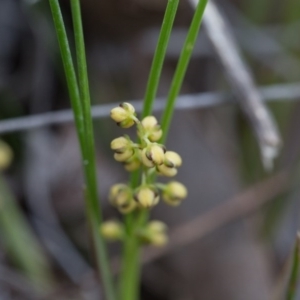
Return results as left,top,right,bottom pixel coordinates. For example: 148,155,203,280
49,1,116,299
160,0,208,142
286,232,300,300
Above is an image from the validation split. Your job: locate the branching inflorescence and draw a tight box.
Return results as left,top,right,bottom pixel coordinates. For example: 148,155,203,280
100,102,187,246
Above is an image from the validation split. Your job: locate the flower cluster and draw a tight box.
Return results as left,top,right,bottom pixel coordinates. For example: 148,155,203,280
100,102,187,246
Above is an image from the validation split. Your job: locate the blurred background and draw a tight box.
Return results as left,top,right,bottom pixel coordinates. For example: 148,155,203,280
0,0,300,299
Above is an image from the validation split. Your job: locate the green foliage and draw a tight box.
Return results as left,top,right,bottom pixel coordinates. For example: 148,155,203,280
0,176,52,291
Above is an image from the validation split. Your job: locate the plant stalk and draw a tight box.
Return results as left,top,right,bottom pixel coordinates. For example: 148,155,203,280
161,0,208,142
142,0,180,118
49,1,116,299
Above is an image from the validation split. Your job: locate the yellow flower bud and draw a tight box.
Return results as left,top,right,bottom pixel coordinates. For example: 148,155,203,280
109,184,132,207
141,149,155,168
114,149,134,162
147,220,168,246
0,141,13,170
100,221,123,241
134,187,159,208
162,181,187,206
110,102,136,128
111,136,129,152
157,164,178,177
111,136,135,162
110,107,128,122
150,233,168,246
118,200,137,214
141,116,157,129
148,220,167,233
121,102,135,113
164,151,182,168
141,116,163,142
124,157,141,172
141,144,165,168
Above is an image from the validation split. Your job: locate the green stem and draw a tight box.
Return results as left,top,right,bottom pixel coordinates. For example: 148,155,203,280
120,210,148,300
49,1,116,299
70,0,99,221
119,232,141,300
49,0,85,152
142,0,180,118
286,233,300,300
160,0,208,142
129,0,180,200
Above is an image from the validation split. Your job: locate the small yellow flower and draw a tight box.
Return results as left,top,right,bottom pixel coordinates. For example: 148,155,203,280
110,107,128,122
0,141,13,170
123,156,141,172
148,220,167,233
114,150,134,162
134,187,159,208
150,233,168,246
118,201,137,214
109,184,132,207
111,136,129,152
157,151,182,177
141,144,165,168
141,116,157,129
164,151,182,168
100,220,123,241
141,149,154,167
109,184,137,213
111,136,135,162
147,220,168,246
110,102,136,128
157,164,178,177
121,102,135,113
141,116,163,142
162,181,187,206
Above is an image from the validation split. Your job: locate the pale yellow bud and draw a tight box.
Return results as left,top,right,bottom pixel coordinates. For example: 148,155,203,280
141,149,155,167
141,116,163,142
114,149,134,162
157,164,178,177
137,220,168,246
121,102,135,113
147,220,168,246
163,181,187,206
124,157,141,172
110,184,127,199
134,187,159,208
149,129,163,142
110,103,136,128
111,136,129,152
100,221,123,241
150,233,168,246
110,107,128,123
142,144,165,168
149,145,165,165
164,151,182,168
141,116,158,129
0,141,13,170
109,184,132,207
148,221,167,233
118,200,137,214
